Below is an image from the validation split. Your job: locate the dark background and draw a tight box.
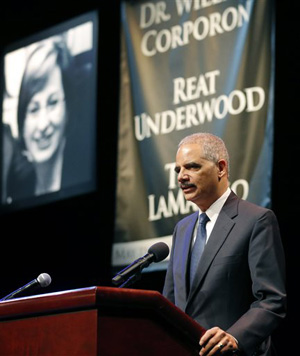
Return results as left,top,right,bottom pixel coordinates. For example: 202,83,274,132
0,1,294,354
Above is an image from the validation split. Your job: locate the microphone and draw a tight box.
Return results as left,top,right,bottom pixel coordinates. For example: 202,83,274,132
0,273,52,301
112,242,169,286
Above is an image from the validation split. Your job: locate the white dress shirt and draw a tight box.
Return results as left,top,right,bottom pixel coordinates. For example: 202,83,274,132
192,187,231,246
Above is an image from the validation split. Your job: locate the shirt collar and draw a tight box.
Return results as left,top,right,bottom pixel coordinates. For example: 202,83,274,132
199,187,231,221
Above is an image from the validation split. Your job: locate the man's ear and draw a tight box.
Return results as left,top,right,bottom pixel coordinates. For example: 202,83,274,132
217,159,227,179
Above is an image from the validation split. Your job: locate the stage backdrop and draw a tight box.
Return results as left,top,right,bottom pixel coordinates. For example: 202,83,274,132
113,0,275,271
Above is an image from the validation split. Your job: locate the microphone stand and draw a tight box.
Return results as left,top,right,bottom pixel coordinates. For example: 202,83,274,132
1,279,38,301
118,271,142,288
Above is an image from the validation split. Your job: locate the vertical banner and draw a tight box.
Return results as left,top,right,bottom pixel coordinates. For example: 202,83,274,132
113,0,274,270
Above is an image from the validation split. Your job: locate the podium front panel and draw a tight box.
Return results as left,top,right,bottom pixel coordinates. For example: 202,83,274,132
0,309,98,356
0,286,205,355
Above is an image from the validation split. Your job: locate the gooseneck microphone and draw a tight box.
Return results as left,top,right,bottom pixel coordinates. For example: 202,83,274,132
112,242,169,287
0,273,52,301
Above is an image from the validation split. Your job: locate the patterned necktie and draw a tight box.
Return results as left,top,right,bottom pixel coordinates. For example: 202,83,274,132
189,213,210,285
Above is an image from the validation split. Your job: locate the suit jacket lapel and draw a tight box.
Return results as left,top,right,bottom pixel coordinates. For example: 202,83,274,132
187,192,239,301
181,212,198,301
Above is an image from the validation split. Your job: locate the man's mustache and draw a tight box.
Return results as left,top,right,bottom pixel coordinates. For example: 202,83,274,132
180,183,196,189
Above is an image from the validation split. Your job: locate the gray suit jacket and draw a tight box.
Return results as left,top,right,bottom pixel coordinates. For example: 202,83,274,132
163,192,286,356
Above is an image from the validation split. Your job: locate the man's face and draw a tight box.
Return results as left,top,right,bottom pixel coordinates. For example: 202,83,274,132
175,143,222,209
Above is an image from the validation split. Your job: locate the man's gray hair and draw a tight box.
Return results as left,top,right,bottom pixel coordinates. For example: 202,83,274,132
178,132,230,176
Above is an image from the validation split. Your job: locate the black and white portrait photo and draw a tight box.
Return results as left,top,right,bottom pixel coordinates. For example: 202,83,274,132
1,13,98,210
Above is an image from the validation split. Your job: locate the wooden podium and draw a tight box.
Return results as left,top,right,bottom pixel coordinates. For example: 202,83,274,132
0,286,205,355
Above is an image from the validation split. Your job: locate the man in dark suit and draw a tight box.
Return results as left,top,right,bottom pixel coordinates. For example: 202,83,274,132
163,133,286,356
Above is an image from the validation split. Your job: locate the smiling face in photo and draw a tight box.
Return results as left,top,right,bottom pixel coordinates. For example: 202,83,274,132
23,64,67,164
